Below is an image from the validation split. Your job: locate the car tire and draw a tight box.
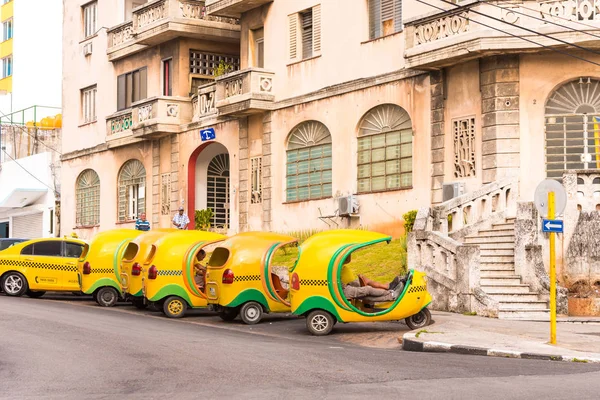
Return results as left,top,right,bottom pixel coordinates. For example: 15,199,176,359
96,287,119,307
405,308,432,330
306,310,335,336
131,298,148,310
240,301,263,325
219,307,239,322
163,296,187,318
26,290,46,298
1,272,28,297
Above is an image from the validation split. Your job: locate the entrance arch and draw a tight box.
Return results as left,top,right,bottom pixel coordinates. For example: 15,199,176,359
545,77,600,178
187,142,230,230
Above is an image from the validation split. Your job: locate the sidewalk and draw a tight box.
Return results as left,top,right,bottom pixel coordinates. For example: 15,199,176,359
402,311,600,363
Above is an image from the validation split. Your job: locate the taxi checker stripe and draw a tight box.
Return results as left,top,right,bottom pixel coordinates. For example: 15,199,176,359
234,275,261,282
299,279,328,286
408,285,426,293
0,259,78,272
157,270,182,276
90,268,113,274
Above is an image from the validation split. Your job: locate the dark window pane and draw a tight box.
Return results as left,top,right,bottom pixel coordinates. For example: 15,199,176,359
20,244,34,255
32,241,62,257
65,243,84,258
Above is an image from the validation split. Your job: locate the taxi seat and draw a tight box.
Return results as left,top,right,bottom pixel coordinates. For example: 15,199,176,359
271,273,289,300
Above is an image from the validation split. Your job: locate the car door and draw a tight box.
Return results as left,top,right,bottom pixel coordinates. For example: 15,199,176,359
23,241,65,291
62,241,85,291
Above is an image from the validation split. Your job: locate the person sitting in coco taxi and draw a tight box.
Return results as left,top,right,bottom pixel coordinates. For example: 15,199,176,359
194,250,207,291
135,213,151,231
341,255,405,303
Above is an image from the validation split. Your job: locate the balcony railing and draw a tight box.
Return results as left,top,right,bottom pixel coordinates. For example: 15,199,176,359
205,0,274,18
214,68,275,116
106,97,193,139
107,0,240,60
404,0,600,68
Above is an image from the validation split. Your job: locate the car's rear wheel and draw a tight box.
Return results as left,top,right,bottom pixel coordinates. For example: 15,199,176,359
306,310,335,336
2,272,28,297
163,296,187,318
219,307,239,321
96,287,119,307
240,301,263,325
26,290,46,298
405,308,432,330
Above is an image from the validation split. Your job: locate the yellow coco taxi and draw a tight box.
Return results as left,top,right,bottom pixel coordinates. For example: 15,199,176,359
120,229,178,308
79,229,142,307
289,229,432,336
143,230,225,318
205,232,298,325
0,238,87,298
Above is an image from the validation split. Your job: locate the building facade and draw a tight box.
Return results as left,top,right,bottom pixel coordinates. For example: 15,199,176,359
0,0,62,116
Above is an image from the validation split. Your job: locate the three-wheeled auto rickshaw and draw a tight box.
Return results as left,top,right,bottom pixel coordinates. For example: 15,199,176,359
79,229,142,306
142,230,225,318
289,229,432,335
205,232,298,324
120,229,177,308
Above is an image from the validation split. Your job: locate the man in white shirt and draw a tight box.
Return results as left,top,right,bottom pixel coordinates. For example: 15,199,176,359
172,206,190,230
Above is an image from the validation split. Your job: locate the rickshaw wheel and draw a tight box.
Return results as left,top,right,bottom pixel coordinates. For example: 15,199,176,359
240,302,263,325
96,287,119,307
405,308,432,330
163,296,187,318
306,310,335,336
131,298,148,310
219,308,239,321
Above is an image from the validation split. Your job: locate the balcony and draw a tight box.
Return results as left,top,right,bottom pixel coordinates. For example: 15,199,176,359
214,68,275,116
404,0,600,69
107,0,241,61
205,0,273,18
106,97,193,141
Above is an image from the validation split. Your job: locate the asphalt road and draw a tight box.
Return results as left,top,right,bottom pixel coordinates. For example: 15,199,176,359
1,295,600,399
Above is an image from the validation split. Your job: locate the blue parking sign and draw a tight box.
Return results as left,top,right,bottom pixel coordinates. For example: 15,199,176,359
200,128,216,141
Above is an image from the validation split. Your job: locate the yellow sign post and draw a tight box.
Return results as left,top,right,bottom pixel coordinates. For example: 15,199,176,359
548,191,557,345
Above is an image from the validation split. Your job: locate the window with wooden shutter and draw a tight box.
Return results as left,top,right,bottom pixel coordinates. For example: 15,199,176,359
116,67,148,111
312,5,321,54
300,10,313,59
368,0,402,40
288,14,298,61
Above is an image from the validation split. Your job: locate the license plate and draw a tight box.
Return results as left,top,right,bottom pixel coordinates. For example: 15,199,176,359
209,287,216,297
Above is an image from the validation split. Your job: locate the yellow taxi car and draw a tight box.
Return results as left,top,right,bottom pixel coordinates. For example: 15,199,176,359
0,237,87,298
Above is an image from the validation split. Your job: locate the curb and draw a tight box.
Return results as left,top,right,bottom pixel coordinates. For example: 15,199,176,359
401,332,600,364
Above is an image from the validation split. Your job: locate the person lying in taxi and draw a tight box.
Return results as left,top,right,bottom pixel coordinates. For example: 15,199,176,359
341,255,405,302
194,250,207,290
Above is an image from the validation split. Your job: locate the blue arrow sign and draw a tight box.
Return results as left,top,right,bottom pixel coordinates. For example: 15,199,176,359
542,219,563,233
200,127,216,142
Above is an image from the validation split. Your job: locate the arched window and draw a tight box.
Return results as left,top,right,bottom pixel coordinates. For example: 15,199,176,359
357,104,413,193
545,78,600,178
286,121,332,202
118,160,146,221
207,154,230,229
76,169,100,226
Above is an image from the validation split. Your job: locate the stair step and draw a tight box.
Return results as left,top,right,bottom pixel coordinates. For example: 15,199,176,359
480,255,514,263
475,242,515,250
480,276,522,286
498,301,549,311
498,309,550,321
465,236,514,244
480,249,515,257
492,222,515,229
480,269,516,277
476,229,515,237
488,293,541,302
481,262,515,269
481,284,531,294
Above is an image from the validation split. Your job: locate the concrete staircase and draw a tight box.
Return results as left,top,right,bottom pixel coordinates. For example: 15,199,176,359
464,218,550,321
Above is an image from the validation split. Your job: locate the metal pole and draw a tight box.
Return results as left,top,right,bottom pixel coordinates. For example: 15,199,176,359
548,191,557,345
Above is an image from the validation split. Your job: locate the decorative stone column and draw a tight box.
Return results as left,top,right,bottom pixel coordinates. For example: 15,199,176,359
170,134,180,214
262,112,272,231
238,118,249,232
152,139,160,227
430,70,445,204
480,55,520,184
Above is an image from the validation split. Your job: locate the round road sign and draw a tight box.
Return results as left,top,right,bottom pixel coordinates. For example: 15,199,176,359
534,179,567,218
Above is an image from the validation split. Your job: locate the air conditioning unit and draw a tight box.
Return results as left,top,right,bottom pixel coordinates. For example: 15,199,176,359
83,42,93,57
338,195,359,216
442,182,466,202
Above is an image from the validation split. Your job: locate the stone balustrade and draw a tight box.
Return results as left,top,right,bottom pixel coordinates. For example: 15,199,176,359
205,0,274,18
193,83,218,120
214,68,275,115
106,111,133,136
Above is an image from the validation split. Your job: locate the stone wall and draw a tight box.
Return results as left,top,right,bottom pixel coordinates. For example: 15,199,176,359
430,71,445,204
238,117,249,232
480,55,520,183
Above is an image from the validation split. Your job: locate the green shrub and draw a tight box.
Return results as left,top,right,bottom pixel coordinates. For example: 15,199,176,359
213,60,233,77
402,210,418,233
195,209,213,231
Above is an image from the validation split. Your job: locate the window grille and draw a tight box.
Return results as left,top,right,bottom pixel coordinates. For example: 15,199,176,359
76,169,100,226
118,160,146,222
452,117,476,178
207,154,230,229
189,51,240,76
